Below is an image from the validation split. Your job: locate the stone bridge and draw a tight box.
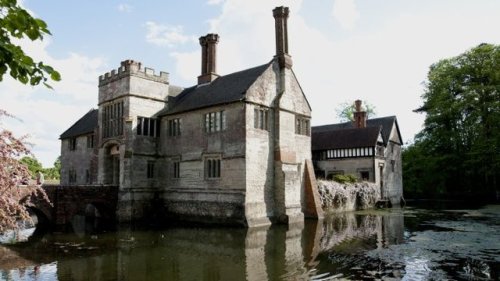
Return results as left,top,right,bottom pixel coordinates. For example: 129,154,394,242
31,185,118,226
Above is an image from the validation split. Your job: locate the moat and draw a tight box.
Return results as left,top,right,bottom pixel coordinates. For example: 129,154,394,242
1,203,499,280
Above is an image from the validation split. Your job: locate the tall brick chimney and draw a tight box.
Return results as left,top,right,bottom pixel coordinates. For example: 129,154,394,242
353,100,367,128
273,6,292,69
198,33,219,84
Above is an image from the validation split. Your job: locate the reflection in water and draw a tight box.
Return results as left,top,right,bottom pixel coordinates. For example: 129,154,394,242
1,206,499,280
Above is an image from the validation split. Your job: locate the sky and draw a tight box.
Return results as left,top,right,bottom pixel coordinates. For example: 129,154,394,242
1,0,499,167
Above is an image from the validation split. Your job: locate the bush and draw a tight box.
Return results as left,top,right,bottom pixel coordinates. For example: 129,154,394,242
332,174,357,184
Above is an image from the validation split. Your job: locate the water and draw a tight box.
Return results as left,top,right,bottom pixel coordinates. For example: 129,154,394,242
1,203,499,280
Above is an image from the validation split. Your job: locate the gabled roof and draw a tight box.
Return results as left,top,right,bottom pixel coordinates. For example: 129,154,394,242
312,116,402,145
312,126,382,151
159,62,271,116
60,109,97,139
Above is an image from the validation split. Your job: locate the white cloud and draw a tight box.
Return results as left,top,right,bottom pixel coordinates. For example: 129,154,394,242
158,0,302,85
117,3,133,13
332,0,360,30
0,38,106,167
145,22,197,48
170,51,199,83
168,0,500,146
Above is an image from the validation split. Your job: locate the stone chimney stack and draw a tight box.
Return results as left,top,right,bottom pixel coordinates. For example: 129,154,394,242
198,33,219,85
353,100,367,128
273,6,293,69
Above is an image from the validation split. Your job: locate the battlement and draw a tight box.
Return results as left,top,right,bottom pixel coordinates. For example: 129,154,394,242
98,60,169,86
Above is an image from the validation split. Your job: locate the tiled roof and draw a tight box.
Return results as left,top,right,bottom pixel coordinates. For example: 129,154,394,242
312,116,402,145
159,62,271,115
312,126,381,151
60,109,97,139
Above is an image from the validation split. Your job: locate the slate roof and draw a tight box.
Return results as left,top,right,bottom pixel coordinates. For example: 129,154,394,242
312,126,382,151
312,116,402,145
159,62,271,115
60,109,98,139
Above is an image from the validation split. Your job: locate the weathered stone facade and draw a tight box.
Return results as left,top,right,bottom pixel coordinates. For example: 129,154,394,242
60,110,98,185
59,6,319,227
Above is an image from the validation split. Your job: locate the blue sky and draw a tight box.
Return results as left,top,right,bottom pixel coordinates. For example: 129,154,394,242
2,0,499,167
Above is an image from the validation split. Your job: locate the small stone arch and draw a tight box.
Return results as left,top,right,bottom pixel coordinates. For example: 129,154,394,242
26,206,51,239
85,203,101,218
70,202,116,235
27,206,51,226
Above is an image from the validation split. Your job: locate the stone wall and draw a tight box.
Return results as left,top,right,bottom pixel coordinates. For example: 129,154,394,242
33,185,118,226
60,133,98,185
277,66,311,224
317,180,380,213
382,123,403,205
244,63,312,225
160,102,247,224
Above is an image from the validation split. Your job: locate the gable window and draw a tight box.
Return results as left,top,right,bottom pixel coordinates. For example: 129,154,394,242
69,138,77,151
137,117,160,137
254,108,269,130
168,118,181,136
147,161,155,178
204,111,226,133
103,101,124,138
295,116,310,136
205,158,221,178
391,160,395,172
87,134,94,149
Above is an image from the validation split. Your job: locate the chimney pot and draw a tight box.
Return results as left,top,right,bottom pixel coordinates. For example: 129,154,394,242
273,6,292,69
353,100,367,128
198,33,220,84
355,100,362,112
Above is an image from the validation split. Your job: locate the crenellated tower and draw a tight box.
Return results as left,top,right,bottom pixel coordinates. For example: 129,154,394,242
97,59,170,221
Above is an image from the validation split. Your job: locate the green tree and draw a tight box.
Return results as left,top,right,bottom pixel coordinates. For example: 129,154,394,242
335,100,377,122
404,43,500,197
53,156,61,172
19,156,42,178
0,0,60,87
42,156,60,180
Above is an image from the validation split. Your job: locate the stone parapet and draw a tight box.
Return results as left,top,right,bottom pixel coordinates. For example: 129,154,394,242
98,60,169,87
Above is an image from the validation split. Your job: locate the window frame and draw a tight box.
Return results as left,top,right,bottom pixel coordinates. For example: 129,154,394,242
137,117,160,137
147,161,155,179
204,110,226,133
87,134,94,149
254,107,269,131
168,118,182,137
205,157,221,179
171,158,180,179
295,116,311,136
103,101,124,138
68,169,77,184
69,138,77,151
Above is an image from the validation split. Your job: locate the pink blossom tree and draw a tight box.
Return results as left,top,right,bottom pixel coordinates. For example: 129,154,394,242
0,110,50,233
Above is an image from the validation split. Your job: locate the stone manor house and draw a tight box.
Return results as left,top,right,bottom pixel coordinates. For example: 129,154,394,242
60,7,321,227
60,7,404,225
